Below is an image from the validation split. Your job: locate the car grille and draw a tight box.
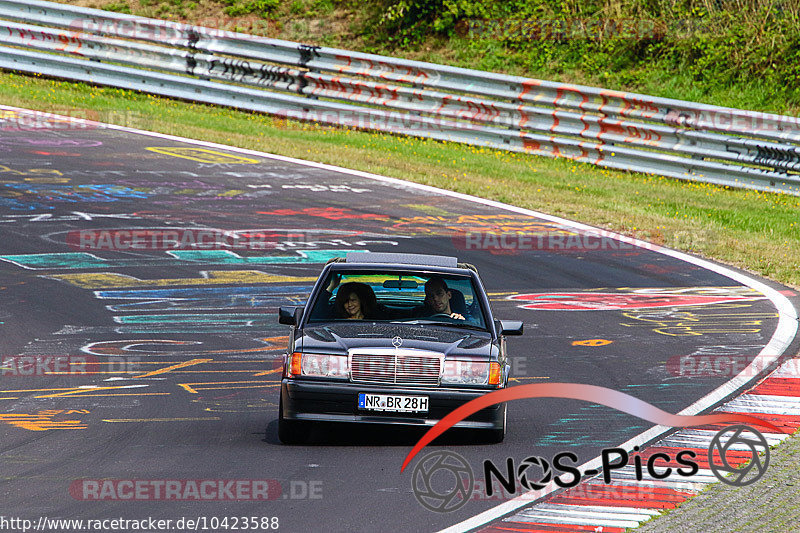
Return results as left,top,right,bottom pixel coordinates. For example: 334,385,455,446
350,349,443,386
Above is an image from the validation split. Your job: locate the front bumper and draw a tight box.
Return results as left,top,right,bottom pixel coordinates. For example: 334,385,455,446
281,379,504,430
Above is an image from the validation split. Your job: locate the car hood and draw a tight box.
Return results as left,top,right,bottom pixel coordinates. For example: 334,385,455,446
298,322,495,358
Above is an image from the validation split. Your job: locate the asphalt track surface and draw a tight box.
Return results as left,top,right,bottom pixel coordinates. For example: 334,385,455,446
0,108,798,532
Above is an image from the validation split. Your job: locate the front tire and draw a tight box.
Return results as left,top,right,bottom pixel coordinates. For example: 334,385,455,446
480,403,507,444
278,397,310,445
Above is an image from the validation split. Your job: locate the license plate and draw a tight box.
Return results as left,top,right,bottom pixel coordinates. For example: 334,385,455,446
358,393,429,413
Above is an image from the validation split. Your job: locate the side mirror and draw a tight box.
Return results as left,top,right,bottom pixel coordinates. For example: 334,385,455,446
497,320,523,336
279,306,303,326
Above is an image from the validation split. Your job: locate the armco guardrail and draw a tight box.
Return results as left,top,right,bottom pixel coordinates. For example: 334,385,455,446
1,0,799,194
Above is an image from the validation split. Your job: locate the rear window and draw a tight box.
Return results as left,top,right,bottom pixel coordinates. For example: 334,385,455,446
307,270,488,330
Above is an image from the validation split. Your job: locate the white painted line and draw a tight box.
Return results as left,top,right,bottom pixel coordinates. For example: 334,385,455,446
76,384,147,389
770,361,800,377
103,377,168,382
732,393,800,405
2,105,796,533
678,428,782,438
717,402,800,416
534,502,662,517
511,507,645,528
671,428,788,444
656,434,716,447
609,465,718,483
585,477,706,493
608,473,718,486
660,433,786,449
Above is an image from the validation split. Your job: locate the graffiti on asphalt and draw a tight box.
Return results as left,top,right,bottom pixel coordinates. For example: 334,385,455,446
0,249,361,269
46,271,317,289
145,147,260,164
621,304,777,337
390,213,575,237
0,212,142,224
0,409,90,431
508,287,766,311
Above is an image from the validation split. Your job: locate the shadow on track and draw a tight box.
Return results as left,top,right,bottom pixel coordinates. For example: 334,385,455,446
264,419,493,447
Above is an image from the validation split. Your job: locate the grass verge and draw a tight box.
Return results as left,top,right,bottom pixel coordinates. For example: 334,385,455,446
636,432,800,532
1,70,799,288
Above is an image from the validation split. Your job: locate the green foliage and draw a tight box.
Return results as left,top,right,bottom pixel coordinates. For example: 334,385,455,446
363,0,800,107
289,1,304,14
374,0,494,46
103,1,132,14
223,0,280,18
312,0,336,15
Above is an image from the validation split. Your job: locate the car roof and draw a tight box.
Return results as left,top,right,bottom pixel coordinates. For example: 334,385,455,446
325,252,478,274
347,252,456,267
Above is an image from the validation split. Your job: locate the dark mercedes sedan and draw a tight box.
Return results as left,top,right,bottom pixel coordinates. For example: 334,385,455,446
276,252,522,444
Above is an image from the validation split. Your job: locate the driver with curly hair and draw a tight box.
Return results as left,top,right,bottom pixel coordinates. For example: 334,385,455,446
334,282,378,320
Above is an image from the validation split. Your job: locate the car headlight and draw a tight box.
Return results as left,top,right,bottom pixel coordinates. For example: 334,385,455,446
442,359,502,386
288,352,349,378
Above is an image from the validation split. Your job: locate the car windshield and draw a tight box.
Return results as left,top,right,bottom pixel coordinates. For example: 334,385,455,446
307,270,488,330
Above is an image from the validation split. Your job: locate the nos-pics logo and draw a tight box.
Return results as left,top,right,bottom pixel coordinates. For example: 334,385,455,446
411,425,769,512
